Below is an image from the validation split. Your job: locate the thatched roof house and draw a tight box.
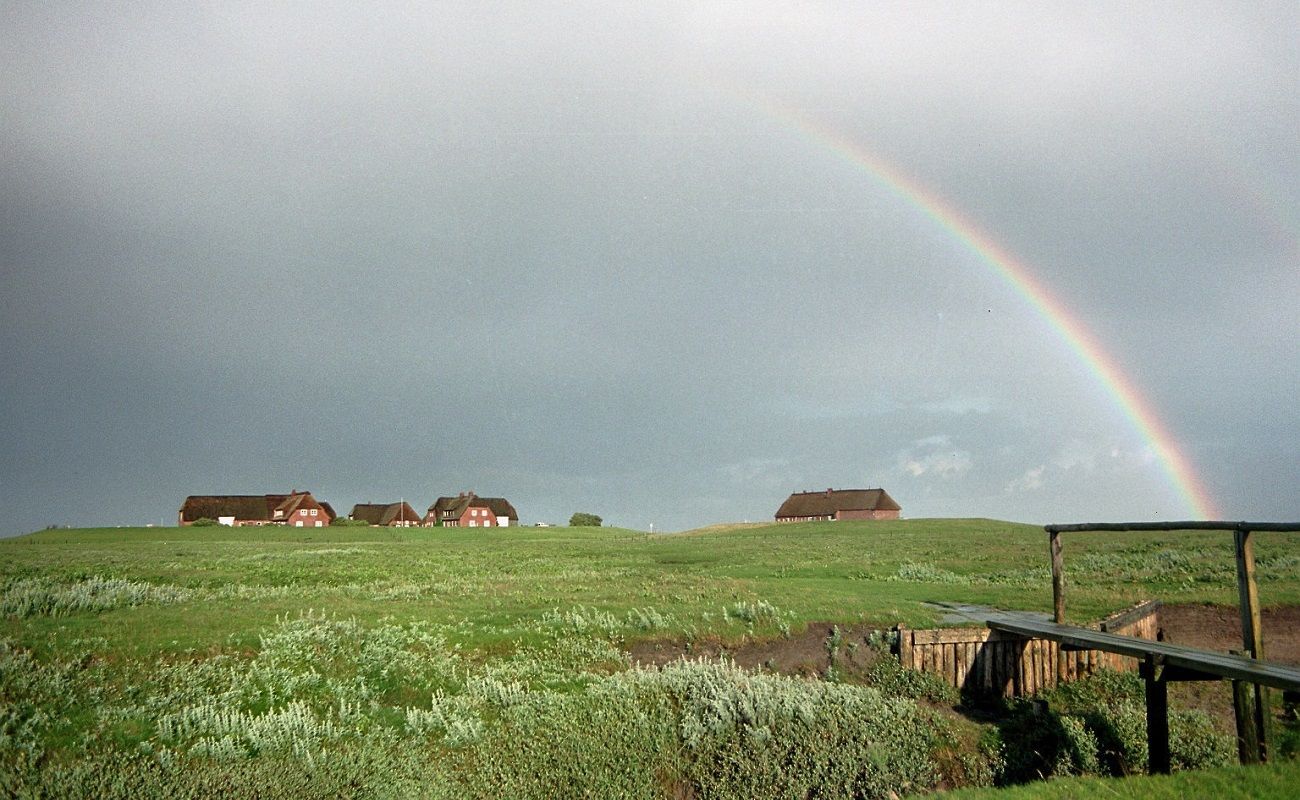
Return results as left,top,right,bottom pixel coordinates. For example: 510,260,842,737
426,493,518,528
350,501,421,527
178,491,336,527
774,488,900,522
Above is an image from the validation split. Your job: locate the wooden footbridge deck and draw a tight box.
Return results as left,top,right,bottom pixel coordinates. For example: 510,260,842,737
947,520,1300,775
938,604,1300,693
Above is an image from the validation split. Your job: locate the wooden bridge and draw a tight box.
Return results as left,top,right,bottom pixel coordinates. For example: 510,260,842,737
936,602,1300,774
937,520,1300,775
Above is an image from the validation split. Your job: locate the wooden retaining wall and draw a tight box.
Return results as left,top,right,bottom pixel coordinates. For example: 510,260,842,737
895,600,1160,698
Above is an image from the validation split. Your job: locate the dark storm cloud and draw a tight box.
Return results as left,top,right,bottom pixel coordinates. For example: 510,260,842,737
2,2,1296,535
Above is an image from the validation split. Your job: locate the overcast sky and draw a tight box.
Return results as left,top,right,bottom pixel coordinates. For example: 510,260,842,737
2,2,1296,535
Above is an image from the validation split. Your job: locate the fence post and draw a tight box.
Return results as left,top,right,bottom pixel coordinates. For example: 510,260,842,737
1049,529,1066,684
1142,655,1171,775
1231,656,1261,764
1049,529,1065,624
1234,528,1271,761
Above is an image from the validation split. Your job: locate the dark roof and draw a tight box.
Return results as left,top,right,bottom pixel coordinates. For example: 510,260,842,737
427,493,518,521
350,502,419,525
179,492,331,523
774,488,901,519
180,495,275,522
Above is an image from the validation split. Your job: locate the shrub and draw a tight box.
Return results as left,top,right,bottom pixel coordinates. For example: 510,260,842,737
1,577,190,618
865,651,960,705
190,518,219,527
991,670,1237,781
569,513,602,527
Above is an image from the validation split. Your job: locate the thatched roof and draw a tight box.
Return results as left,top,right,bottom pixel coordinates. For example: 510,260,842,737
179,495,276,522
179,491,333,523
774,488,900,519
350,502,420,525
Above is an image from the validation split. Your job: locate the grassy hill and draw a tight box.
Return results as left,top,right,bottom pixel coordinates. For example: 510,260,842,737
2,519,1296,797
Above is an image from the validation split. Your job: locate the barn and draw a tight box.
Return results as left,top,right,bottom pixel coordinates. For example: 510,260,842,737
774,488,901,522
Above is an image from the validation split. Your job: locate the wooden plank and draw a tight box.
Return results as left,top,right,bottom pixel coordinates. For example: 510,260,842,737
896,625,912,670
1100,600,1162,635
1020,641,1032,695
1027,640,1038,694
1030,641,1040,694
981,612,1300,691
1013,641,1025,696
911,627,991,645
1046,521,1300,533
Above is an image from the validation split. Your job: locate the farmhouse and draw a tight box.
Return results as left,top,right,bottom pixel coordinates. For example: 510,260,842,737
426,492,518,528
774,488,901,523
349,501,421,527
178,491,336,527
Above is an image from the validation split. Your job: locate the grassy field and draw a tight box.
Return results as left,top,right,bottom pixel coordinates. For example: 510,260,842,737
2,519,1297,797
935,759,1300,800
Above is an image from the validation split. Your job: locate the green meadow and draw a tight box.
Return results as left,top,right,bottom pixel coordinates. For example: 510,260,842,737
2,519,1297,797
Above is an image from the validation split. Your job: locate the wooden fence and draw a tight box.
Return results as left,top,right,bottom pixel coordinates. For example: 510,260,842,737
895,600,1160,697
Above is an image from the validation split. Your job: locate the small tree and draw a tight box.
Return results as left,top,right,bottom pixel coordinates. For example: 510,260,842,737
569,512,602,527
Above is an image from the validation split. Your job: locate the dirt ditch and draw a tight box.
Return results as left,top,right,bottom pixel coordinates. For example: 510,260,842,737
629,604,1300,673
629,622,887,677
1160,603,1300,665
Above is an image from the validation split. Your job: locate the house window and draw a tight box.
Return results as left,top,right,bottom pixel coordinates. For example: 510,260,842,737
300,509,307,516
310,509,317,516
295,521,303,527
274,510,283,518
315,521,322,527
469,520,477,527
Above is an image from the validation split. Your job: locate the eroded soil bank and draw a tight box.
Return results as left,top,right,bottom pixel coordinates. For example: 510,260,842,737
629,604,1300,674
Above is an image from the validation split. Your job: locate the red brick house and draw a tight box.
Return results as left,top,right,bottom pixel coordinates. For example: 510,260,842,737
426,492,518,528
774,488,901,523
349,501,421,527
178,491,336,527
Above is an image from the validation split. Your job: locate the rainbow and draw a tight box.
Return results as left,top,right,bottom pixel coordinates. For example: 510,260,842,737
760,102,1217,519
